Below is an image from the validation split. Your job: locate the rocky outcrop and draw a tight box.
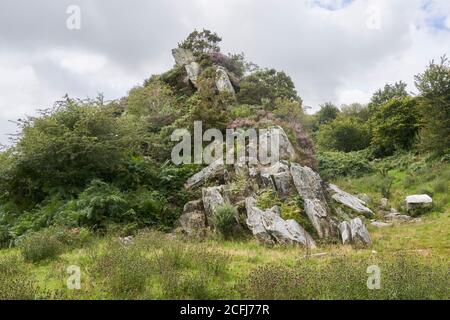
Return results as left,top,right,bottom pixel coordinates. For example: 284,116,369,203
405,194,433,215
185,159,224,189
259,126,296,162
178,199,207,237
215,66,235,94
339,218,371,246
327,184,374,217
202,185,228,224
172,48,195,66
290,163,335,238
185,61,200,86
245,197,316,248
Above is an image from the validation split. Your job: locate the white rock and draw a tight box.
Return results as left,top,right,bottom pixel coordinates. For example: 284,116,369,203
405,194,433,212
370,221,392,228
338,221,352,245
350,218,371,246
185,159,224,189
259,126,296,162
185,61,200,86
215,66,235,94
202,186,228,224
328,184,374,217
172,48,195,66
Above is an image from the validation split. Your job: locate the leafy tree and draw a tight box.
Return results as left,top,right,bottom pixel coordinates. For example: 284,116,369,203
237,69,299,106
340,103,370,122
273,97,304,123
317,117,371,152
414,56,450,156
370,97,419,154
316,103,340,125
178,29,222,55
369,81,408,112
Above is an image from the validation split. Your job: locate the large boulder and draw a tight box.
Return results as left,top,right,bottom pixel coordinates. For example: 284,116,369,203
185,159,224,189
327,184,374,217
259,126,296,162
215,66,235,94
202,186,228,224
178,199,207,237
185,61,200,86
259,161,294,197
290,163,335,238
405,194,433,215
338,218,371,246
244,197,316,248
172,48,195,66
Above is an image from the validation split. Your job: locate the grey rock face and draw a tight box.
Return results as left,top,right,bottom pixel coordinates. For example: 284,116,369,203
172,48,195,66
202,186,228,224
290,163,335,238
405,194,433,214
185,61,200,86
339,218,371,246
178,211,207,237
328,184,374,217
380,198,389,209
183,199,204,214
185,159,224,189
370,221,392,228
259,126,296,163
244,197,316,248
350,218,371,246
338,221,352,245
215,66,235,94
273,171,295,197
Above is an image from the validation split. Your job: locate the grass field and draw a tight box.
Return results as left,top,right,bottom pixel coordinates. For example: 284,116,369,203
1,162,449,300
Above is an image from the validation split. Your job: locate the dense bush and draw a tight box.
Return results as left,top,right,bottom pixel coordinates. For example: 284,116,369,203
18,230,64,263
0,254,37,299
317,150,374,180
370,97,419,155
317,117,371,152
315,103,340,126
212,204,238,239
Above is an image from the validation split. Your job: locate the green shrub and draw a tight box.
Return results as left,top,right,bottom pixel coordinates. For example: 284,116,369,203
212,204,238,239
18,230,64,263
0,254,37,299
318,150,374,180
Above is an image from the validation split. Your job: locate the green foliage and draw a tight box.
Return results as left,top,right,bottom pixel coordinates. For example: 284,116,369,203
18,229,64,263
316,102,340,125
237,69,299,105
369,81,409,112
377,167,394,198
273,98,304,123
212,204,238,239
415,56,450,156
317,150,374,180
370,97,419,155
178,29,222,55
317,117,371,152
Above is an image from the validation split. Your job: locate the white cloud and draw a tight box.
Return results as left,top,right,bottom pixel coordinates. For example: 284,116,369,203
0,0,449,145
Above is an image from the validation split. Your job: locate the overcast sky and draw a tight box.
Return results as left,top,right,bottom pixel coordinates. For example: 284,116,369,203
0,0,449,145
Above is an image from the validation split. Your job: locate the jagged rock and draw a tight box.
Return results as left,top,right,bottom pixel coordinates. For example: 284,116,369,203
202,186,228,224
259,126,296,162
290,163,335,238
244,197,316,248
370,221,392,228
172,48,195,66
185,159,224,189
327,184,374,217
178,211,207,237
338,218,371,246
273,171,295,197
385,212,412,222
259,161,294,197
338,221,352,245
379,198,389,209
185,61,200,86
405,194,433,215
183,199,203,213
215,66,235,94
350,218,371,246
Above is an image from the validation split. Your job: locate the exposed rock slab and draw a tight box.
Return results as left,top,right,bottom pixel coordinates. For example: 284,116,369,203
338,221,352,245
202,186,228,224
259,126,296,162
185,61,200,86
178,211,207,237
327,184,374,217
185,159,224,189
370,221,392,228
244,197,316,248
405,194,433,215
215,66,235,94
172,48,195,66
290,163,335,238
350,218,371,246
